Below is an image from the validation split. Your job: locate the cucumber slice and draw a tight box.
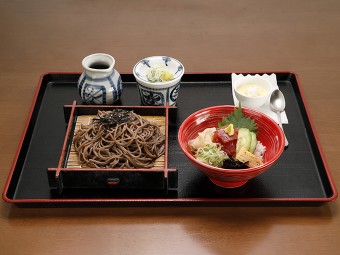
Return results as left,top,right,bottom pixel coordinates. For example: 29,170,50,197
249,132,257,153
236,128,251,153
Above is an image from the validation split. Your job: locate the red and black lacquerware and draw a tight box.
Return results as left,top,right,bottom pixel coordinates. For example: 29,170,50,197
2,72,337,206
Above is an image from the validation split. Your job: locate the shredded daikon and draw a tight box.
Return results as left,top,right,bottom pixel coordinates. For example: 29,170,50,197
195,144,229,168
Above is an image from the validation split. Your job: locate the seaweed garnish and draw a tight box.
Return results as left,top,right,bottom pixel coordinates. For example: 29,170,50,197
93,109,134,128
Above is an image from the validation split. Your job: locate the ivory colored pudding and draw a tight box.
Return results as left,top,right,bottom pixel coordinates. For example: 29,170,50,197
234,76,272,108
237,84,268,97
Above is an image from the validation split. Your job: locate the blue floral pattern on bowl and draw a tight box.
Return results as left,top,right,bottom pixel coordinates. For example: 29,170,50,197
137,81,180,106
133,56,184,106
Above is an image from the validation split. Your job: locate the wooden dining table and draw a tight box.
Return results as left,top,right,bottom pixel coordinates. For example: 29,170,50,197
1,0,340,254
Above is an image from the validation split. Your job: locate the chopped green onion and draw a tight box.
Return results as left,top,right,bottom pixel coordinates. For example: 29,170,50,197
195,144,228,168
146,66,174,82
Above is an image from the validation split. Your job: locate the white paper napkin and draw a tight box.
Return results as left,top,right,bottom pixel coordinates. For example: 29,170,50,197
231,73,288,124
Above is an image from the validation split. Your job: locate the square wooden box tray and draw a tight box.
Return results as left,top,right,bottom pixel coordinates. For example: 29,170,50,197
2,72,337,206
47,102,177,195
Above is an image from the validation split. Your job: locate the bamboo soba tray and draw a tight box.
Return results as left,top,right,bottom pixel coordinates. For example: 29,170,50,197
67,114,166,169
2,73,337,206
47,102,177,194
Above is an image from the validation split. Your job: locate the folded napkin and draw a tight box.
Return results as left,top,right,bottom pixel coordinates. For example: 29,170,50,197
231,73,288,124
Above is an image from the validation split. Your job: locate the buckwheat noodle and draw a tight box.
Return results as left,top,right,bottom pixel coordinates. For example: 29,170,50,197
73,110,165,168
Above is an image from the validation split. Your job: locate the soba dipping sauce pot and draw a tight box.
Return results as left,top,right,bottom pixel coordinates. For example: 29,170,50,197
78,53,122,105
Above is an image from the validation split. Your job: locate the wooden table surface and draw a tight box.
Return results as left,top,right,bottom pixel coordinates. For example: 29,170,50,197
1,1,340,254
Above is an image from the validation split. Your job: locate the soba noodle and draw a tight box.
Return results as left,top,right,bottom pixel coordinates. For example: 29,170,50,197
73,109,165,168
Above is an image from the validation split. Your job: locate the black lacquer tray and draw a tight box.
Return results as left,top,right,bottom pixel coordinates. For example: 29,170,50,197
2,72,337,206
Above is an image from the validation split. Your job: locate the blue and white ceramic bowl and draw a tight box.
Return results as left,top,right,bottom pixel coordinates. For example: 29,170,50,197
133,56,185,106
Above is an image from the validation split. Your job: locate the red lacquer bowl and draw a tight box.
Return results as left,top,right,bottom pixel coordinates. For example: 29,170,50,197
178,105,285,188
